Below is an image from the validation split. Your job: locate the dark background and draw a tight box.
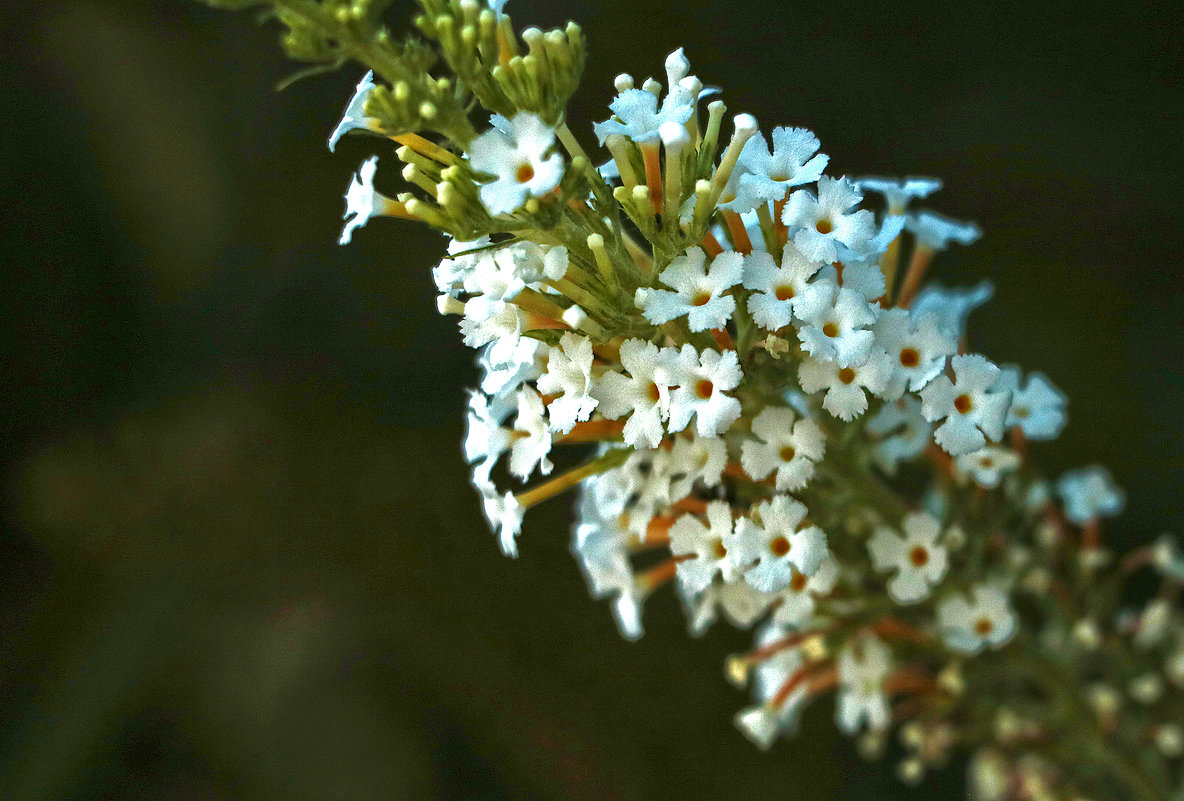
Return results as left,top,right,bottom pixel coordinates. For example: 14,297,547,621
1,1,1181,799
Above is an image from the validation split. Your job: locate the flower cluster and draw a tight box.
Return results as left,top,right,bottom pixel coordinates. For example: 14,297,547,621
206,2,1182,798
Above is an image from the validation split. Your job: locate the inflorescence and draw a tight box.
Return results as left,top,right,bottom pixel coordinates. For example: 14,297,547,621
203,2,1184,798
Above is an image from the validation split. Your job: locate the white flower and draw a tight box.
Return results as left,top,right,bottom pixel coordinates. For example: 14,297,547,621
734,625,811,748
781,176,877,264
1056,466,1125,525
573,489,645,640
798,350,893,421
592,87,693,145
670,501,740,594
854,176,942,213
720,126,829,213
872,308,958,399
867,397,932,474
938,586,1017,653
956,446,1020,489
741,244,825,331
478,336,546,398
478,482,526,558
868,512,949,604
794,281,878,367
740,406,826,491
536,332,599,433
340,155,397,245
836,634,891,734
468,113,565,215
592,338,673,448
508,387,553,480
909,279,994,338
434,236,493,296
463,241,568,302
906,210,981,251
770,556,839,628
464,390,512,485
638,247,742,332
667,434,728,499
919,354,1011,456
666,346,744,436
815,261,888,303
606,448,676,529
910,280,994,341
328,71,379,152
459,300,523,349
687,580,775,636
995,366,1067,441
728,495,828,592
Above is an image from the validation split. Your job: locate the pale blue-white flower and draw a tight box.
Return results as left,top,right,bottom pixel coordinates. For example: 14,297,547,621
478,481,526,557
919,354,1011,456
770,556,838,628
536,332,598,433
781,176,876,264
956,445,1020,489
328,71,379,152
742,244,825,331
867,396,932,474
868,512,948,604
734,625,811,749
1057,466,1125,525
592,338,673,449
739,406,826,491
798,350,893,421
637,246,743,331
592,86,693,145
340,155,400,245
910,280,994,341
906,209,981,251
836,634,891,734
794,281,878,367
469,113,565,215
872,308,958,399
854,176,942,213
666,345,743,436
670,501,741,594
508,386,553,480
938,586,1017,653
727,495,828,592
995,366,1067,440
719,126,828,213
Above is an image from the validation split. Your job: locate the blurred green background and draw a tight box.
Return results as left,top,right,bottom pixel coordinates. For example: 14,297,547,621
1,1,1181,798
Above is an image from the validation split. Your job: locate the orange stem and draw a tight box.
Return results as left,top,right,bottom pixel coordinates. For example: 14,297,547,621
724,210,753,254
896,246,935,308
701,230,725,257
558,419,626,443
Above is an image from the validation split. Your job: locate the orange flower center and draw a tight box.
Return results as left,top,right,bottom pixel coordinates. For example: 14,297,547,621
516,163,535,183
